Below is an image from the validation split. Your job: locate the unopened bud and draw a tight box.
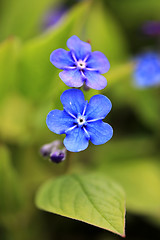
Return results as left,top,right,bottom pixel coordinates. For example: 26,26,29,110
40,140,62,157
50,148,66,164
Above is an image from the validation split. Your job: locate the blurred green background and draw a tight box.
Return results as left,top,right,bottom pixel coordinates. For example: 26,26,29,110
0,0,160,239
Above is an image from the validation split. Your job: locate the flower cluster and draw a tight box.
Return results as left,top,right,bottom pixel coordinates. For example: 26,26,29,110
45,35,113,153
134,52,160,88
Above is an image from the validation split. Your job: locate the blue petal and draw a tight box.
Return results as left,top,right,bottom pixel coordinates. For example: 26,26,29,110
46,110,74,134
84,70,107,90
50,49,74,69
64,127,89,152
67,35,91,60
85,95,112,120
60,89,85,116
86,51,110,74
86,120,113,145
59,68,84,87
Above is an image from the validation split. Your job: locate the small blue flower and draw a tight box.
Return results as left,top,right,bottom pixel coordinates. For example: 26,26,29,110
46,89,113,152
50,35,110,90
134,52,160,88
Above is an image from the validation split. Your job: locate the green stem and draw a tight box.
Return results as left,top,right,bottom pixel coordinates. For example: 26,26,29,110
63,151,73,174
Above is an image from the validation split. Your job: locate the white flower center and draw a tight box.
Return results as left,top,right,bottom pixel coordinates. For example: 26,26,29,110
77,116,86,126
77,60,86,69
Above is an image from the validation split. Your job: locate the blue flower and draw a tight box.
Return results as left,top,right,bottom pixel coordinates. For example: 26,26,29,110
46,89,113,152
50,35,110,90
134,52,160,88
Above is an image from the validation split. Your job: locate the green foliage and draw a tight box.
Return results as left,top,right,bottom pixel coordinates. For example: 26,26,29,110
108,0,160,27
92,138,160,217
105,159,160,216
0,0,160,238
0,145,22,215
36,173,125,236
0,37,20,100
17,0,91,102
0,94,33,143
86,0,128,65
127,88,160,131
0,0,56,41
0,1,92,144
106,75,160,131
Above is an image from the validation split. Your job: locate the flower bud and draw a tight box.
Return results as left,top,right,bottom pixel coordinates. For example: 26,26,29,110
50,148,66,164
40,140,62,157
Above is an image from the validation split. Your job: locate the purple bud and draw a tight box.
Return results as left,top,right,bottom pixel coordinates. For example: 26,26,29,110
50,149,66,164
51,140,62,148
40,144,54,157
40,140,62,157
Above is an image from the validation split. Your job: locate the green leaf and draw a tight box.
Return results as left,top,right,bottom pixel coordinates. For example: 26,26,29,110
0,37,20,101
108,0,160,28
85,0,128,66
93,138,160,216
18,1,91,102
0,94,33,144
104,159,160,216
36,174,125,236
0,0,56,40
0,145,22,214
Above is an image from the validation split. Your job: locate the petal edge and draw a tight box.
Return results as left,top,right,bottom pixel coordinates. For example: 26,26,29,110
86,121,113,145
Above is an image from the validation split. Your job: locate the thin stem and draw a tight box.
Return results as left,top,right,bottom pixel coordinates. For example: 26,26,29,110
63,151,73,174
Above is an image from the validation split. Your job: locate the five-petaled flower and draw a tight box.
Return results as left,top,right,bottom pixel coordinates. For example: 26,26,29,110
134,52,160,87
46,89,113,152
50,35,110,90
